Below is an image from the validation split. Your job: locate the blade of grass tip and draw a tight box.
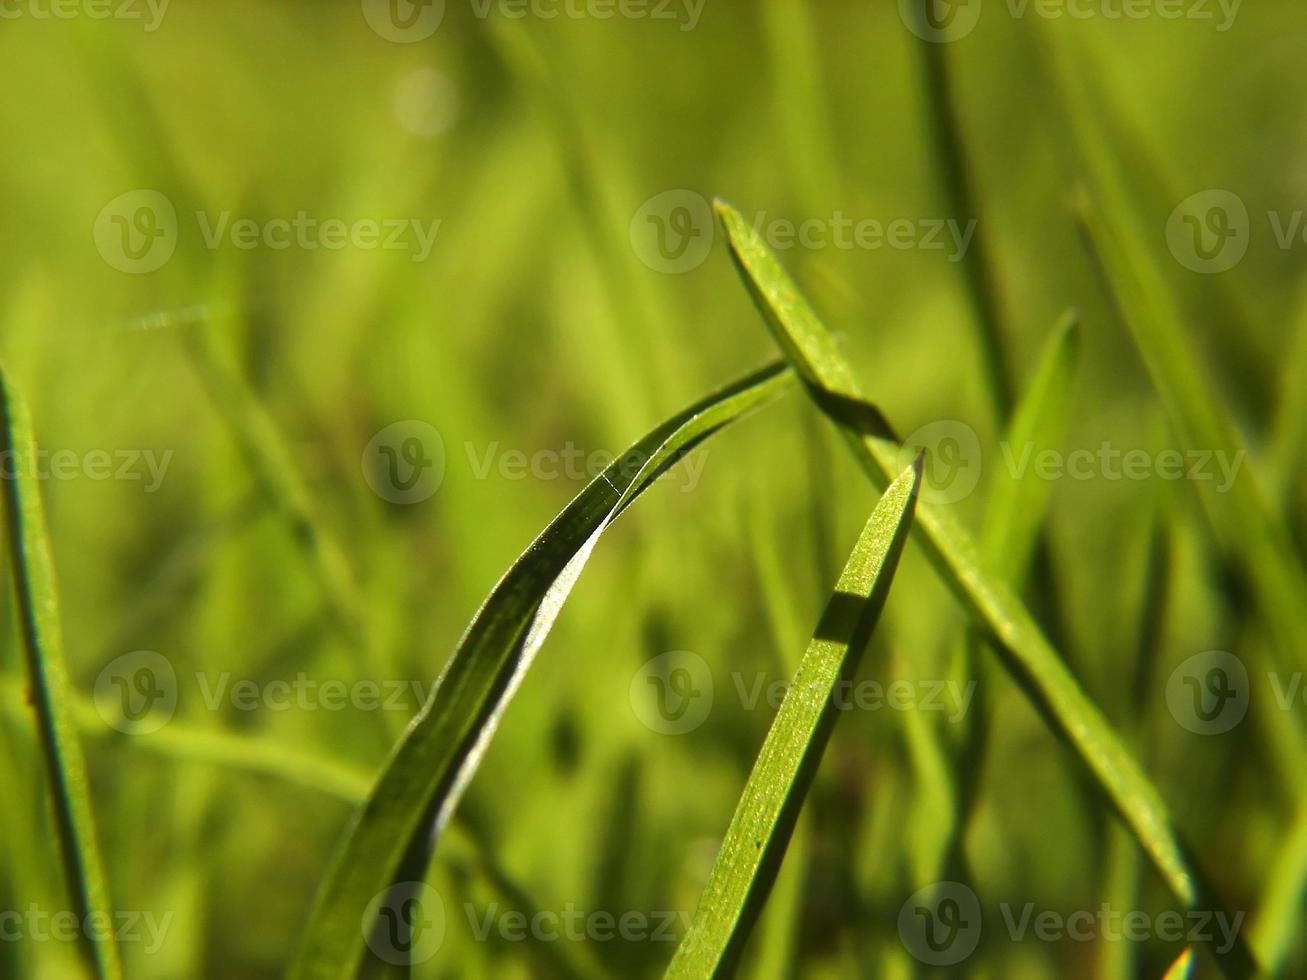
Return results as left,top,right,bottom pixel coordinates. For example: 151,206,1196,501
712,198,1259,979
288,362,794,980
1072,189,1307,678
1249,794,1307,971
1163,948,1195,980
978,311,1080,582
0,367,122,980
665,460,921,980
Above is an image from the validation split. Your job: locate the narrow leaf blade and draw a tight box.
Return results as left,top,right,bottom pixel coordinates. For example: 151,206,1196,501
665,460,921,979
0,367,122,980
713,199,1258,979
290,362,794,979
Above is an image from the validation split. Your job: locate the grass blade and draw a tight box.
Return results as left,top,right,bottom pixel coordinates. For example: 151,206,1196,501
665,459,921,979
979,311,1080,582
289,362,794,979
712,199,1258,978
0,367,122,980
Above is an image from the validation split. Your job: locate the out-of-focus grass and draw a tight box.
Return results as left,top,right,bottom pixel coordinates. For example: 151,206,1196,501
0,3,1303,978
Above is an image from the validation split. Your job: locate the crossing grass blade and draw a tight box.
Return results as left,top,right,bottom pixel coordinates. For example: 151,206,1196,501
0,367,122,980
664,460,920,979
289,362,794,980
712,199,1259,979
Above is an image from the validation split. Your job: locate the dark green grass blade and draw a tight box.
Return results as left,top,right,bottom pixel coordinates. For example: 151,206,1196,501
712,199,1258,979
0,367,122,980
1073,191,1307,676
289,362,794,980
664,460,920,979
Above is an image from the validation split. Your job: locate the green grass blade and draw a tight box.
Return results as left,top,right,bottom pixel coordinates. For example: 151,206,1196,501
979,311,1080,582
712,199,1258,979
1072,192,1307,677
1163,948,1195,980
0,368,122,980
664,460,921,979
289,362,794,980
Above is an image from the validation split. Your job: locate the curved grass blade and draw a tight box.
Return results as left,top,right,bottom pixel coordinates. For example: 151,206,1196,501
712,199,1258,979
665,460,921,979
0,367,122,980
289,362,794,980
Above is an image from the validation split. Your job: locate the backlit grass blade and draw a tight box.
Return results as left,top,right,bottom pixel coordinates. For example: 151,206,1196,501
1163,948,1195,980
712,199,1258,979
289,362,794,980
665,460,920,979
0,367,122,980
979,311,1080,582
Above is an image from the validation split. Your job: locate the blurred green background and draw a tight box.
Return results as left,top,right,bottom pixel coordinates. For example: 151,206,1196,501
0,1,1304,977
